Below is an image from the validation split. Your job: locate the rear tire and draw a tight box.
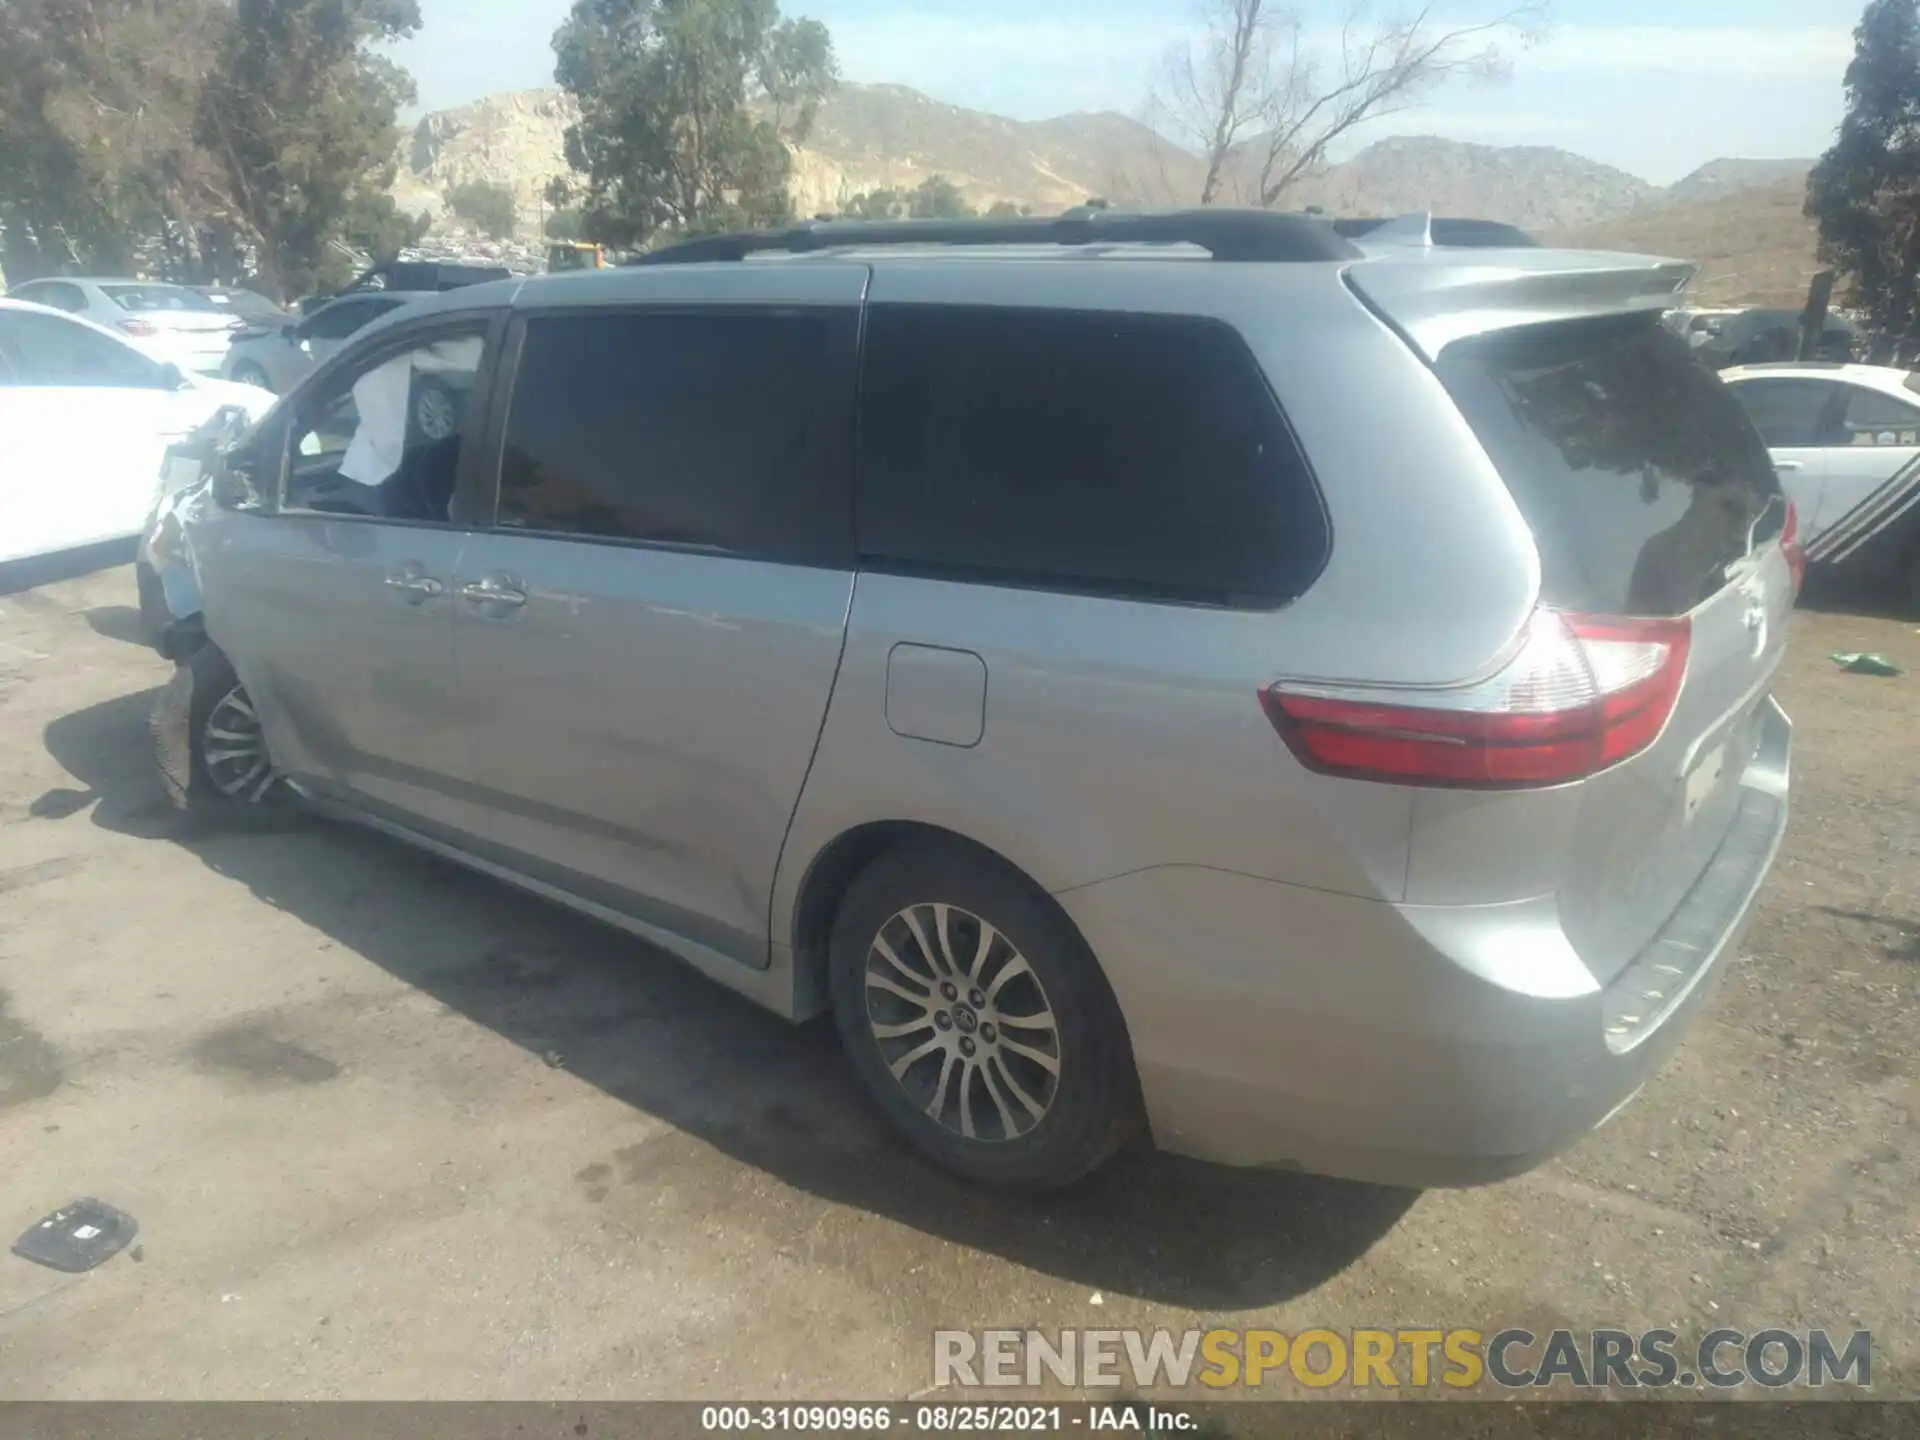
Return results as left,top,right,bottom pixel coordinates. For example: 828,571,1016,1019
828,841,1141,1190
153,644,292,821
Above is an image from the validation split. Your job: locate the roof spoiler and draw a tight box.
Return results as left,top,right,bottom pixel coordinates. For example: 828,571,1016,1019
1346,249,1697,361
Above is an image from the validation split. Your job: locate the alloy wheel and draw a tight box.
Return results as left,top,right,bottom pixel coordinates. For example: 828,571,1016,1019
862,902,1062,1142
414,386,457,440
202,685,280,802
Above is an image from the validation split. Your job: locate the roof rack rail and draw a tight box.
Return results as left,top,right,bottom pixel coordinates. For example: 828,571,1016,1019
1333,214,1541,248
628,206,1364,265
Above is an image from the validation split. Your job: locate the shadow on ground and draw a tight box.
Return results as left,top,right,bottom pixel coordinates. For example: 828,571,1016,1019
39,686,1417,1310
84,604,151,647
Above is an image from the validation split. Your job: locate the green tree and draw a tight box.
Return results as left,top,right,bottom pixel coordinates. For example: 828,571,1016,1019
197,0,423,300
908,175,973,219
0,0,228,278
544,205,587,241
984,199,1025,219
341,190,430,261
551,0,838,247
1808,0,1920,343
841,187,906,220
447,178,518,240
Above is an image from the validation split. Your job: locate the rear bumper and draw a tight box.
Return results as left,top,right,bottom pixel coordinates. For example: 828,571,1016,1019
1058,698,1792,1188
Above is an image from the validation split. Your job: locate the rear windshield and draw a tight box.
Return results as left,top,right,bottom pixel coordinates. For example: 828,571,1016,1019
102,283,218,313
1436,314,1780,617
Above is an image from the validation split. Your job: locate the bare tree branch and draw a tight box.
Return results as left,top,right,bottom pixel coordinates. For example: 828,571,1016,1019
1150,0,1548,209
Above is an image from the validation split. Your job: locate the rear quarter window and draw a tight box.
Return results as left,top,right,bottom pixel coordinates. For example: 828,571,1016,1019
1436,315,1781,617
855,305,1327,606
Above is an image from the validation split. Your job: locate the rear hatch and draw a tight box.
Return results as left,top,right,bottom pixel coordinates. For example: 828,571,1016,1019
1432,311,1792,976
1299,255,1793,980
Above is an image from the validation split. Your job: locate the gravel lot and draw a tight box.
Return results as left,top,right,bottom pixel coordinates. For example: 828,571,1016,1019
1,564,1917,1400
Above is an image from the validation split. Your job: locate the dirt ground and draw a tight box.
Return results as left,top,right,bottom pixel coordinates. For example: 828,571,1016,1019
1,564,1917,1401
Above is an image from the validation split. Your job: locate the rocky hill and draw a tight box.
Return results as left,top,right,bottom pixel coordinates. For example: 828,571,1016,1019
387,81,1816,267
1548,176,1821,310
1269,136,1661,232
1666,158,1814,206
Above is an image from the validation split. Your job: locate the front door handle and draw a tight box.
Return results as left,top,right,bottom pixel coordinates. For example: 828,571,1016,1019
384,567,445,604
1774,460,1803,472
459,575,527,610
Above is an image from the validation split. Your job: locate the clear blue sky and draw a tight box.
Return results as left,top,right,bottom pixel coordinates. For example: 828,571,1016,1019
391,0,1863,183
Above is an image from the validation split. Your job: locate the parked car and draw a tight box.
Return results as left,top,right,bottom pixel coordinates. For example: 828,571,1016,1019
295,259,514,315
194,285,289,329
0,298,273,581
1722,360,1920,604
1664,307,1741,347
1694,307,1857,369
154,210,1796,1192
222,291,426,394
5,277,245,375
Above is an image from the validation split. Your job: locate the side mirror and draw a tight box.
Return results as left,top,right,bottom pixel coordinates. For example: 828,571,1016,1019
211,452,266,513
158,361,190,391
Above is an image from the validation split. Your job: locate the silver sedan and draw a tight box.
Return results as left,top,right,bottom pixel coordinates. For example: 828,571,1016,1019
221,291,420,393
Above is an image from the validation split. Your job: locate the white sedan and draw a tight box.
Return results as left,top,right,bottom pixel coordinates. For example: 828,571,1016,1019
0,298,275,574
1722,361,1920,602
6,276,246,375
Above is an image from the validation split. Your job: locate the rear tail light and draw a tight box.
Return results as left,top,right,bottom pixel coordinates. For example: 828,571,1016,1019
1780,499,1806,598
1261,610,1692,789
117,319,158,338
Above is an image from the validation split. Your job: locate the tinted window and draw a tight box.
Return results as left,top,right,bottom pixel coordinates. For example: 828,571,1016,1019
0,310,167,388
497,309,856,564
856,306,1326,604
1438,315,1781,617
15,281,86,313
306,299,391,341
1728,377,1836,447
1841,384,1920,441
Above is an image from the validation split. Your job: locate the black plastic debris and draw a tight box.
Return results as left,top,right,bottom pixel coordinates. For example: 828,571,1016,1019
12,1199,139,1273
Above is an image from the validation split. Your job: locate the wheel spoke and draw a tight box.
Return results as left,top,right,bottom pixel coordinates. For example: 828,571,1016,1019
933,903,963,977
870,935,933,995
220,691,256,720
958,1059,979,1139
967,920,998,983
888,1034,945,1080
215,756,268,797
925,1049,960,1121
205,725,257,744
248,766,278,802
870,1014,935,1040
204,746,262,767
900,906,945,979
998,1035,1060,1075
989,1053,1047,1121
978,1054,1020,1138
984,951,1030,1005
994,1009,1056,1036
866,971,935,1009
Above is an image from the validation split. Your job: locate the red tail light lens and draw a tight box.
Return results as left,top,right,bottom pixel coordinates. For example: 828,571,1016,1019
1780,499,1806,598
1261,610,1692,789
117,319,158,338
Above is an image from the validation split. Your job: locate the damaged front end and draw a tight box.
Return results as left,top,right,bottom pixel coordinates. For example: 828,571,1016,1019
140,404,256,660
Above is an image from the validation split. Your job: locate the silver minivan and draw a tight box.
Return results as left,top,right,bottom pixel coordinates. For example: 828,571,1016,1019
157,210,1796,1191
